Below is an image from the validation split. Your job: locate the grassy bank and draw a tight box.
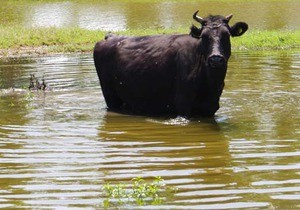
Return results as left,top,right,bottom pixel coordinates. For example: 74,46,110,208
0,26,299,57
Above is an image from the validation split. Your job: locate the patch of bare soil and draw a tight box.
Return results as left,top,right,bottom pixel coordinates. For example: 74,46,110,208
0,46,52,58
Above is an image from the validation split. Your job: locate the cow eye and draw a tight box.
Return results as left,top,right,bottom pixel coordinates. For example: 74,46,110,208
201,33,209,41
221,31,230,39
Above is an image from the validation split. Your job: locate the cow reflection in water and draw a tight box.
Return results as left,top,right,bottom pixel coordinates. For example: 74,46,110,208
94,10,248,118
98,112,233,189
98,111,223,141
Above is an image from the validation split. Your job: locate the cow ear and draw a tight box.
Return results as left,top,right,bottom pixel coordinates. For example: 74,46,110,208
190,25,202,38
230,22,248,37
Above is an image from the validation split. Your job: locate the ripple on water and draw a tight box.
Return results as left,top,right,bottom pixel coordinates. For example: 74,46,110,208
0,53,299,209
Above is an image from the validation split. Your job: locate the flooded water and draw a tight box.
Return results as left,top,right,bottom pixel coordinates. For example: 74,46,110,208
0,51,299,209
1,0,300,31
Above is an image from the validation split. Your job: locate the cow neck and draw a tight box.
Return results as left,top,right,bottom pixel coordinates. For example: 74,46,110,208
200,65,225,96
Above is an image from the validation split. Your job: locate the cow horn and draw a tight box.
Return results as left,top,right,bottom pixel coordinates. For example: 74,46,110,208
226,14,233,22
193,10,205,25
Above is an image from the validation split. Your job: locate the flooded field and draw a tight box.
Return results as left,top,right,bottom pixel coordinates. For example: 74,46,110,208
1,0,300,31
0,51,299,209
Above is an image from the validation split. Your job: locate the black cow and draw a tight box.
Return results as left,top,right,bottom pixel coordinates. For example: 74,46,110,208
94,10,248,117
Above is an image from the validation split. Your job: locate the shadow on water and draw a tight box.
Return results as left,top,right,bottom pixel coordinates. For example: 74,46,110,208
97,110,234,182
98,111,224,141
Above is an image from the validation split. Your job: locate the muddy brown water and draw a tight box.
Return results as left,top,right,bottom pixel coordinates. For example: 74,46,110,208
0,51,299,209
1,0,300,30
1,0,300,208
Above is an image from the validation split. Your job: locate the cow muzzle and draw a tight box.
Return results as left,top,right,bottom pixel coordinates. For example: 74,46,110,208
207,55,226,69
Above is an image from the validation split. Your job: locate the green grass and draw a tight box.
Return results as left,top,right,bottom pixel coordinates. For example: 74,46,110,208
0,25,299,57
232,30,300,51
0,26,107,56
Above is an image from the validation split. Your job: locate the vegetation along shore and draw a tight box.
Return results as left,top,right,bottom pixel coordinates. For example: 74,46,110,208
0,26,299,58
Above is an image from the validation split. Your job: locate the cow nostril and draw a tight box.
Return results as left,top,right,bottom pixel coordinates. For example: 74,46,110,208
209,55,225,63
208,55,225,67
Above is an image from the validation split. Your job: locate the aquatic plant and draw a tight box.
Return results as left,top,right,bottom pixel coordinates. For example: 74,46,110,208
102,176,177,208
28,74,49,91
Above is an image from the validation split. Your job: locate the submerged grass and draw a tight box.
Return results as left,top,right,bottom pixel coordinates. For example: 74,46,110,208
0,25,299,57
102,176,177,208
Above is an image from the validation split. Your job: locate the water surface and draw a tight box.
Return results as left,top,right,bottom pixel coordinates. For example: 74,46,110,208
1,0,300,31
0,51,299,209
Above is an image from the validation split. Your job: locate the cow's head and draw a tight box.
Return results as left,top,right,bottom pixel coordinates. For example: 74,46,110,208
190,10,248,83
